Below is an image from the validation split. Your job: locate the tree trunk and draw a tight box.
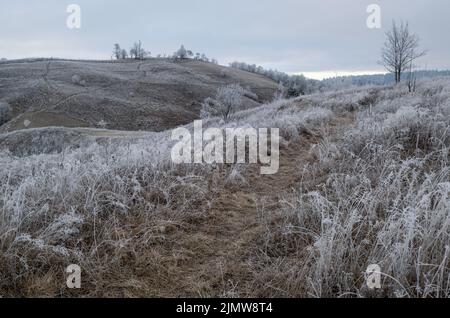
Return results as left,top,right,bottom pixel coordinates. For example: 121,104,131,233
395,70,401,84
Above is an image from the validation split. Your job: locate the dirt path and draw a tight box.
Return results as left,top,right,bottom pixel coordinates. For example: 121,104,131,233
150,113,354,297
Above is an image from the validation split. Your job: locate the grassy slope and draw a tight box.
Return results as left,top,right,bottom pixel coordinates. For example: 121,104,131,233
0,77,449,298
0,59,278,133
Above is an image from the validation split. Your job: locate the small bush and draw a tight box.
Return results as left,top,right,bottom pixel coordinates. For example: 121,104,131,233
71,74,86,87
201,83,245,122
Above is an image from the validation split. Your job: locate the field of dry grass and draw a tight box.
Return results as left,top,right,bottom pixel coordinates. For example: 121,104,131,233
0,71,449,297
0,58,278,133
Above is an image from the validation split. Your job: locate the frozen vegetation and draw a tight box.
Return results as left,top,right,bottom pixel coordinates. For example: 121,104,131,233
256,78,450,297
0,76,449,297
0,59,278,133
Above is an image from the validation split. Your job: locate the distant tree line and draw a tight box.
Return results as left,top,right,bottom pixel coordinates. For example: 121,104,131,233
172,45,217,64
229,61,316,97
319,70,450,90
112,43,218,64
113,41,149,60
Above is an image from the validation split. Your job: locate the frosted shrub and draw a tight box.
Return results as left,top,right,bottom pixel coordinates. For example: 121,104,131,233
243,88,259,101
41,211,84,244
71,74,86,86
201,83,245,122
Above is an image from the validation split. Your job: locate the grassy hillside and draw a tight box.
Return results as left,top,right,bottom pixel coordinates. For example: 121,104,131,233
1,77,449,297
0,59,278,133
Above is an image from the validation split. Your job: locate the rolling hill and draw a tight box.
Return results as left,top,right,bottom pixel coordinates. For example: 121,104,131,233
1,78,449,297
0,58,279,133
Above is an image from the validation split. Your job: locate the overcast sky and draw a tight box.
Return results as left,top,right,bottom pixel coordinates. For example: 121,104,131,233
0,0,449,79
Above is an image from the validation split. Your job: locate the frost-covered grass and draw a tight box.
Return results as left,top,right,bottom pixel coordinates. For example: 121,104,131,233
207,98,334,140
0,77,449,297
255,78,450,298
0,130,214,296
0,86,337,296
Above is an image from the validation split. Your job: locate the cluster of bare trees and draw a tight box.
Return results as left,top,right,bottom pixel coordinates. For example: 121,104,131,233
230,61,312,97
172,45,191,60
380,21,427,87
113,41,149,60
172,45,218,63
112,43,218,64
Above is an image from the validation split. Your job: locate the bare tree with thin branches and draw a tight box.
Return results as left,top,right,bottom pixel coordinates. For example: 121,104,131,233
130,41,148,60
200,84,245,122
380,21,426,84
113,44,122,60
120,49,128,59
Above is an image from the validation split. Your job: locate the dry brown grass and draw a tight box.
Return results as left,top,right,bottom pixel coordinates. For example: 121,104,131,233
1,79,450,298
0,59,278,134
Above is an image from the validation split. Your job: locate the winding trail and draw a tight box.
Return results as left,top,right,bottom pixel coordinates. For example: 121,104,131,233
150,111,355,297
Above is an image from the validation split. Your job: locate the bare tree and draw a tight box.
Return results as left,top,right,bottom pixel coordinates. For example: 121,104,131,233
130,41,148,60
120,49,128,59
113,44,122,60
380,21,426,84
173,45,188,60
201,54,209,62
200,84,244,122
